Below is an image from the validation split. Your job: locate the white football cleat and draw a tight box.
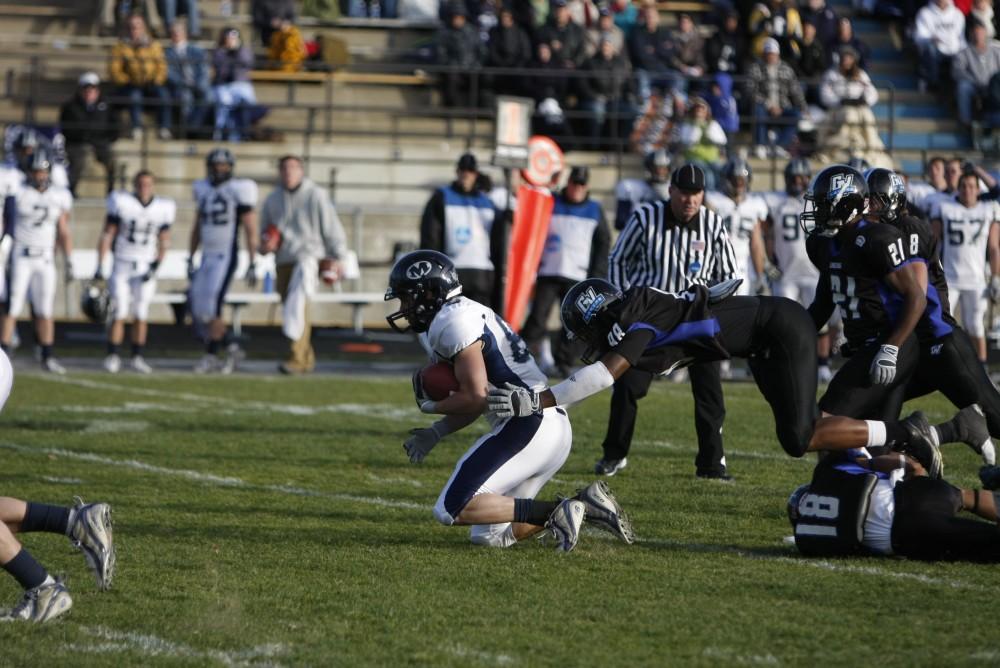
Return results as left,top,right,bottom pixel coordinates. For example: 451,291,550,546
130,355,153,374
0,578,72,623
574,480,635,544
103,354,121,374
546,499,586,553
817,365,834,384
193,354,219,374
68,497,116,591
42,358,67,375
220,343,244,375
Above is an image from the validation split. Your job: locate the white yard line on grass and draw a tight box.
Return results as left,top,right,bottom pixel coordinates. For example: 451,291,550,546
82,419,150,434
65,626,289,667
448,643,516,666
41,476,83,485
703,647,780,665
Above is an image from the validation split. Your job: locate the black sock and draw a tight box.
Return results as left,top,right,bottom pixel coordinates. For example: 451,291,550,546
107,342,119,356
2,549,48,590
885,422,909,448
207,339,221,355
40,345,52,361
513,498,560,526
131,343,144,357
935,419,958,445
818,356,829,367
21,502,71,535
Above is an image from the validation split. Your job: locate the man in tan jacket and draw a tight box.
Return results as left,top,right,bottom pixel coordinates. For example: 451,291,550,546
110,15,172,139
260,156,348,374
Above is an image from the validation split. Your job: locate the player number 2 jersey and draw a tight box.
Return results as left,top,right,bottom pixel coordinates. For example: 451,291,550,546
420,297,548,392
932,198,1000,290
193,178,258,254
5,182,72,250
107,191,176,262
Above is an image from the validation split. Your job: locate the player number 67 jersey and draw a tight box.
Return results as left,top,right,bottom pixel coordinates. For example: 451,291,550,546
107,191,176,262
193,178,258,254
5,182,72,250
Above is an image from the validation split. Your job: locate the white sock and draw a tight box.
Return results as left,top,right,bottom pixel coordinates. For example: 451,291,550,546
65,509,77,536
929,425,941,447
865,420,887,448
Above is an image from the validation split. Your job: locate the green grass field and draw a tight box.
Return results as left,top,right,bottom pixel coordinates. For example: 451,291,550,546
0,370,997,666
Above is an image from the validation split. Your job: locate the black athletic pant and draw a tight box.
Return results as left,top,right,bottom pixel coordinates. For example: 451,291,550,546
818,334,921,419
878,328,1000,437
892,477,1000,561
66,141,115,196
521,276,581,368
601,361,726,474
457,269,496,310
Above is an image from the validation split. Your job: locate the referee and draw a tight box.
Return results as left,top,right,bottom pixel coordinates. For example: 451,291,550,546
598,163,741,478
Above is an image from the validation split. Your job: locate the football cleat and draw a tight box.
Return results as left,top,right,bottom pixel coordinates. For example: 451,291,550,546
103,354,121,374
817,365,834,385
68,497,116,591
130,355,153,375
900,411,943,479
546,499,585,553
574,480,635,544
220,343,244,375
0,578,72,623
193,354,219,374
42,357,67,375
950,404,996,465
594,457,628,477
696,468,733,481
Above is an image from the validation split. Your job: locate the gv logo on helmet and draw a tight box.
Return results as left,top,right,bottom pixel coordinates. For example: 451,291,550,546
830,173,854,193
575,287,606,323
405,261,433,280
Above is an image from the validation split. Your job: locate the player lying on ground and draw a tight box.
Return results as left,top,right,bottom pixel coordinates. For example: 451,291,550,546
385,250,634,552
788,449,1000,561
486,278,987,472
0,350,115,623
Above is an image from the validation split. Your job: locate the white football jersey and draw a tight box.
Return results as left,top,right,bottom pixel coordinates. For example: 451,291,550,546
615,179,668,224
763,191,818,282
6,182,72,250
420,297,548,392
704,191,767,283
933,197,1000,289
906,180,939,216
107,191,176,262
0,165,20,198
193,177,258,254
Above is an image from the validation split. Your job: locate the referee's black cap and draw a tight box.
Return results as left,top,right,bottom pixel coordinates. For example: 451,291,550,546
568,165,590,184
670,163,706,192
456,152,478,172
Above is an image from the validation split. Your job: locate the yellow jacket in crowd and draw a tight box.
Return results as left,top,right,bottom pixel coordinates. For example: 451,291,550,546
110,40,168,87
268,25,307,72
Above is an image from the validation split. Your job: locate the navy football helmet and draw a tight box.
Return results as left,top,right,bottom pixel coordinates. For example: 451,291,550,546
385,250,463,333
784,158,812,197
722,158,752,198
206,147,235,185
560,278,625,364
865,167,907,223
801,165,868,237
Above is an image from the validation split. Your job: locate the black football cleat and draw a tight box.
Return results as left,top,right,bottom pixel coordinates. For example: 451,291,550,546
950,404,996,465
900,411,943,479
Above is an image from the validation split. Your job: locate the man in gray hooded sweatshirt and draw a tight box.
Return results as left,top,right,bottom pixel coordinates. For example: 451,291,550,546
260,155,347,374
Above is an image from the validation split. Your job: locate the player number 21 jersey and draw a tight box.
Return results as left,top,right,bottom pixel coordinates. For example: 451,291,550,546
107,191,176,262
193,178,258,254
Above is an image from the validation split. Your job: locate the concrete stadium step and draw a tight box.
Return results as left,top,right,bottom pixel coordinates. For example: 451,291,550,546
873,102,950,120
880,130,972,150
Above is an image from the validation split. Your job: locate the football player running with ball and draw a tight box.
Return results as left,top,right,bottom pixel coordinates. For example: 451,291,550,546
385,250,634,552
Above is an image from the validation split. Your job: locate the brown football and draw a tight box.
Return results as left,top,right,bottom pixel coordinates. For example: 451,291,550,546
420,362,459,401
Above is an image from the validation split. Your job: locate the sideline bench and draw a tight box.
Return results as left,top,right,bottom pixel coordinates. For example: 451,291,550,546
69,249,384,334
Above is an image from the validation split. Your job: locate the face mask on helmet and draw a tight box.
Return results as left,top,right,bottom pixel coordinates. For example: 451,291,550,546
866,169,907,223
560,280,624,364
787,484,810,527
384,251,463,334
208,161,233,185
801,168,868,237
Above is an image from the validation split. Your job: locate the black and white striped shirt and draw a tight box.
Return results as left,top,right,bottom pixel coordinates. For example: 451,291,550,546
608,199,740,292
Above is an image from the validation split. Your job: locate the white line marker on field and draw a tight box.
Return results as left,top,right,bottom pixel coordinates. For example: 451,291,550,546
449,643,516,665
66,626,289,667
41,476,82,485
82,420,150,434
703,647,780,665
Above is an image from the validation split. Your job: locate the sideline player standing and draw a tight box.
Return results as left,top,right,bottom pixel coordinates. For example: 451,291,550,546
385,250,633,552
96,170,173,374
521,166,610,377
603,163,740,479
0,149,73,373
188,148,258,374
930,172,1000,363
704,158,768,296
613,149,671,231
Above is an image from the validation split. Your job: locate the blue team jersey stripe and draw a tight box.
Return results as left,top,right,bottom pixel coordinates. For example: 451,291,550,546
628,319,721,349
552,198,602,220
481,326,529,389
834,461,891,480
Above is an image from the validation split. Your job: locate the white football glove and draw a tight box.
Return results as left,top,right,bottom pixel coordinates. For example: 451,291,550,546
869,344,899,385
764,262,783,282
411,369,437,414
486,382,541,419
990,275,1000,302
403,423,445,463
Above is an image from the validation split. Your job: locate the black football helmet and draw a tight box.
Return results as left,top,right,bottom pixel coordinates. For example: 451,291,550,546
865,167,907,223
801,164,868,237
206,147,235,185
385,250,463,333
80,280,111,323
787,483,810,527
784,158,811,197
26,147,52,190
560,278,625,364
644,149,671,183
722,158,752,198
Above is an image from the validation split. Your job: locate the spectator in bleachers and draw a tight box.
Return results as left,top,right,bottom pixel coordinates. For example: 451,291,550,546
211,28,258,141
578,37,634,148
585,5,625,57
157,0,200,38
59,73,118,197
252,0,297,46
536,0,588,68
704,74,739,134
669,13,706,91
628,3,678,102
795,20,829,78
436,2,485,107
971,0,996,38
671,96,727,183
488,5,533,95
629,90,676,155
267,19,308,71
567,0,600,27
610,0,638,35
829,17,870,69
953,18,1000,125
748,0,803,59
101,0,163,37
744,38,806,157
705,9,747,75
818,45,890,165
530,43,577,144
165,19,211,134
799,0,839,46
110,15,172,140
914,0,967,92
260,155,348,375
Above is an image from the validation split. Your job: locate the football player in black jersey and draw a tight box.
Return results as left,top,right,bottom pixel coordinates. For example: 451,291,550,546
864,168,999,462
485,277,984,471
